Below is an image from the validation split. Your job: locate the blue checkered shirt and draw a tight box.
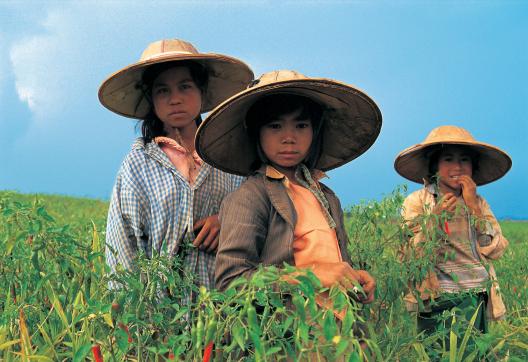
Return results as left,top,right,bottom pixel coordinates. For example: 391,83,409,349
105,138,243,296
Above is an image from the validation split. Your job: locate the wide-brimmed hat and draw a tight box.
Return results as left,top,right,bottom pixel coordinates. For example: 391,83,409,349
394,125,512,185
196,70,382,176
98,39,253,119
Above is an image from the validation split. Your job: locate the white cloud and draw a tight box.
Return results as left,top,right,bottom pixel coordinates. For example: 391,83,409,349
9,12,66,122
7,6,101,125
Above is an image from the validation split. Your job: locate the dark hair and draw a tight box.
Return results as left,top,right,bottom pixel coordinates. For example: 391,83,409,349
139,61,208,143
427,145,480,183
245,94,324,171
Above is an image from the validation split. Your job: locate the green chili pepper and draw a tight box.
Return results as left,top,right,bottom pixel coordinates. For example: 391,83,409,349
247,306,258,331
195,315,204,351
205,317,217,344
190,324,197,347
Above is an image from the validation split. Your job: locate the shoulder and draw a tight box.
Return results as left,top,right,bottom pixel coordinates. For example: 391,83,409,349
121,138,148,164
209,167,245,183
232,174,266,195
319,181,337,197
223,174,268,205
404,188,431,203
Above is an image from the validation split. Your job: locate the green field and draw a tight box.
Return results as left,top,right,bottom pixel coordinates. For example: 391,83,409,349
1,190,527,361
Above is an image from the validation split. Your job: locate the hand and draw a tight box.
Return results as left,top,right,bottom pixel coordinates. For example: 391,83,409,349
458,175,481,215
193,214,220,253
433,192,457,214
309,262,376,304
355,270,376,304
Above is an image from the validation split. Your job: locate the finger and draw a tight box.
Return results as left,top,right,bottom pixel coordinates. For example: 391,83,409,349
207,237,219,254
358,271,376,294
201,228,217,250
193,218,206,232
193,229,205,247
362,291,375,304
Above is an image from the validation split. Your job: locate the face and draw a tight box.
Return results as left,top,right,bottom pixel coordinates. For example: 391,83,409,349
436,145,473,193
259,108,313,173
151,66,202,135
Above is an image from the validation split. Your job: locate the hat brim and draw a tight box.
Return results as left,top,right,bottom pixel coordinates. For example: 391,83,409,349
394,140,512,186
196,79,382,176
98,53,253,118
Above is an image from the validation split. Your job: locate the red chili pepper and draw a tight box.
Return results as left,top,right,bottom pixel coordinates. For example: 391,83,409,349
168,351,175,360
203,342,214,362
92,344,103,362
444,221,450,236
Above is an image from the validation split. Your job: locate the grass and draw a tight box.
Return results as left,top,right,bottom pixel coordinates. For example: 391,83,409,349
1,189,527,361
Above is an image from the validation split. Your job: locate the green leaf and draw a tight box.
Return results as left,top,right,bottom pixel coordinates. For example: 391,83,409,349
347,351,360,362
73,343,92,362
115,328,130,352
323,312,337,341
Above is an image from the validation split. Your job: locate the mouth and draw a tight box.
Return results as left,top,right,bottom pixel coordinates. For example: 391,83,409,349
168,111,186,116
278,151,298,155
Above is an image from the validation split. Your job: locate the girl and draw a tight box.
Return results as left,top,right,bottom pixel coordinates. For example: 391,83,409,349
394,125,511,335
196,69,382,305
99,39,253,295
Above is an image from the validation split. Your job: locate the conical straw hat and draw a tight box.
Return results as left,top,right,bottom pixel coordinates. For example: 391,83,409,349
99,39,253,119
394,125,512,185
196,70,382,176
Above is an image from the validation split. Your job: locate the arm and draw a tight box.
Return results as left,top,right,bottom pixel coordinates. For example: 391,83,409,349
192,174,247,253
475,197,508,260
105,166,148,276
215,180,269,291
401,190,436,247
457,176,508,259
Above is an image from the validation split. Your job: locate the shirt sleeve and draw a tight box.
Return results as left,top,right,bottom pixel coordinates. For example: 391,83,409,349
105,160,148,276
401,190,435,246
215,180,269,291
476,197,508,260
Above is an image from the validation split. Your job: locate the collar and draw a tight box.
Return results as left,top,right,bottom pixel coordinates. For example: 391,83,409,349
263,165,328,181
154,136,203,165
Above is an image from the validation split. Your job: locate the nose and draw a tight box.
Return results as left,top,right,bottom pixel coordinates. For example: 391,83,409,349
168,90,182,105
281,128,296,144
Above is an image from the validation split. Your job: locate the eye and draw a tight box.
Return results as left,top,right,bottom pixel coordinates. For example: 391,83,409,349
179,82,196,91
266,122,281,129
153,86,169,95
296,121,312,129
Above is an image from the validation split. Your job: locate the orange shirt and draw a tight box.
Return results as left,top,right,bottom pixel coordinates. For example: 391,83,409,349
288,182,342,267
287,181,347,319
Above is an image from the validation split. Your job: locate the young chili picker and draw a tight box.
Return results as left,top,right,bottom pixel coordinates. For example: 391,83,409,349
196,70,382,313
394,125,511,336
99,39,253,297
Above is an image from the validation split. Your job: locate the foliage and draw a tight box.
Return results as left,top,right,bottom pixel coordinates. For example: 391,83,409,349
0,189,527,361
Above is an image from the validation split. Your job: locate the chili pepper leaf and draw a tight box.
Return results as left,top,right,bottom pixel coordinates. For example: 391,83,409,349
322,312,337,341
73,343,92,362
347,351,361,362
232,323,246,350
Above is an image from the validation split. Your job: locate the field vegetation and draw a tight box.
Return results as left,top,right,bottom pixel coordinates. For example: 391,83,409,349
0,188,526,361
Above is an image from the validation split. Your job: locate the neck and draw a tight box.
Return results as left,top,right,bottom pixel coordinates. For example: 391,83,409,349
165,123,197,152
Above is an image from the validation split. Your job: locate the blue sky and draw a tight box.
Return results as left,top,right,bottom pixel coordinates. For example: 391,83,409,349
0,1,526,218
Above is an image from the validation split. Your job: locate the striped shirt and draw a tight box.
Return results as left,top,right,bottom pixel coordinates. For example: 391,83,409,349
434,195,490,292
105,137,243,296
403,184,494,293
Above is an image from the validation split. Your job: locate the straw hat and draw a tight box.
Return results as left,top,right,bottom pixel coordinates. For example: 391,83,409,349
98,39,254,119
196,70,382,176
394,125,512,186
